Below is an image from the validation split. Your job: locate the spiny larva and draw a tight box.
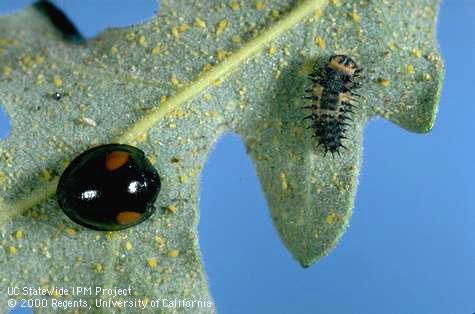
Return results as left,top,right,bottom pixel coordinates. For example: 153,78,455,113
303,55,362,156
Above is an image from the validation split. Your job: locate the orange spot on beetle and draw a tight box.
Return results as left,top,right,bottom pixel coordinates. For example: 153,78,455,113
105,151,129,171
116,211,141,225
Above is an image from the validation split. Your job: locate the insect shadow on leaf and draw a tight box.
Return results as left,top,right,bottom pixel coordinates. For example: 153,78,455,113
243,57,310,160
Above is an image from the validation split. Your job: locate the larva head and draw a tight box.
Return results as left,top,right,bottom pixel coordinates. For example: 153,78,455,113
329,55,358,76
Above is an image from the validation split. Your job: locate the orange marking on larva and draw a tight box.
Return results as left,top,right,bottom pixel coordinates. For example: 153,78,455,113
313,83,324,97
329,58,355,75
105,151,129,171
339,92,353,103
116,211,141,225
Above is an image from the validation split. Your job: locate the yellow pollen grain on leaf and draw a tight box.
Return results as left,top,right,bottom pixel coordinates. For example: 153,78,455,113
427,52,439,62
135,132,147,143
268,44,278,55
170,107,186,118
216,50,230,61
325,213,337,224
179,175,188,183
314,36,326,49
19,54,34,70
388,41,397,51
147,154,157,165
350,10,361,22
280,172,289,191
52,75,62,87
230,0,240,11
124,241,133,251
378,78,390,87
65,228,76,236
194,18,207,28
126,31,135,41
423,73,432,81
314,8,322,18
406,64,415,74
2,66,12,76
34,55,44,64
8,246,17,255
168,250,179,258
39,277,49,286
411,47,422,58
203,93,212,101
0,171,7,184
36,73,45,85
215,19,229,36
179,24,190,33
171,27,180,38
231,35,242,44
255,1,265,10
105,231,114,240
155,235,165,246
14,230,23,239
170,74,180,86
330,0,341,6
152,43,161,55
138,35,148,47
110,46,118,54
167,204,177,213
202,63,213,72
94,263,103,273
147,258,158,268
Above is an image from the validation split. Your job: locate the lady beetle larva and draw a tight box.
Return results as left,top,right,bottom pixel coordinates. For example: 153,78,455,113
57,144,161,231
303,54,362,156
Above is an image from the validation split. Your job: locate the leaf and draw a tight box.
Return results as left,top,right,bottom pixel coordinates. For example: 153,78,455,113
0,0,443,311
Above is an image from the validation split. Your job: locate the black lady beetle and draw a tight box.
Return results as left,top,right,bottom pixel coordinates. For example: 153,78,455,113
303,54,362,156
56,144,161,231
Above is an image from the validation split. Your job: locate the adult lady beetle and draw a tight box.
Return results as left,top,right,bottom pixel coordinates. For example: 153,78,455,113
303,54,362,156
57,144,161,231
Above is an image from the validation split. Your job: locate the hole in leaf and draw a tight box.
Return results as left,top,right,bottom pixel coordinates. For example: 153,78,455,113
199,134,273,312
0,0,34,15
33,0,83,42
0,106,11,140
9,304,32,314
40,0,159,39
0,1,159,40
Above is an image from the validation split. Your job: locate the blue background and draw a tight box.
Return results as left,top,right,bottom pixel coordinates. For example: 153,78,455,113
2,1,474,313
